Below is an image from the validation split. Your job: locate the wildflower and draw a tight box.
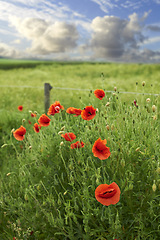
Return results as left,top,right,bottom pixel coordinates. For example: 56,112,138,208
38,114,51,127
13,125,26,141
95,182,121,206
61,132,76,142
146,98,150,102
81,105,96,121
71,141,85,149
66,107,82,117
152,105,156,112
47,101,64,116
94,89,105,100
92,138,111,160
152,181,157,192
105,102,110,107
134,100,138,108
33,123,41,133
18,105,23,111
31,112,36,117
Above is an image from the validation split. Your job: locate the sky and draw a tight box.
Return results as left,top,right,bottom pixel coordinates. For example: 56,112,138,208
0,0,160,62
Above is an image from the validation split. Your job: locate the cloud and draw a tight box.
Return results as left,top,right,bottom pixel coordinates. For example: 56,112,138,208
10,17,79,55
91,0,117,13
90,13,145,59
0,42,20,58
146,25,160,32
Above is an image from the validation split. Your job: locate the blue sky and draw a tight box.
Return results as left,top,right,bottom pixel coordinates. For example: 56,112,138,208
0,0,160,62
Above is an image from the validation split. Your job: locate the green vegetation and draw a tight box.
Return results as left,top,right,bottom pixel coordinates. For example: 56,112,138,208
0,61,160,239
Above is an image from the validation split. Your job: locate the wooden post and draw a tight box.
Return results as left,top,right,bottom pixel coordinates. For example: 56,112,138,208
44,83,52,114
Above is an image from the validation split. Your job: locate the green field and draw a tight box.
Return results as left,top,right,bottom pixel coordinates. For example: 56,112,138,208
0,60,160,239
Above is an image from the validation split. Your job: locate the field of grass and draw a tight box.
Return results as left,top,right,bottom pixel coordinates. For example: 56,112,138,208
0,61,160,239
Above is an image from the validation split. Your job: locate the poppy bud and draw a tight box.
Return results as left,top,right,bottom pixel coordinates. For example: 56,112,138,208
152,181,157,192
58,131,64,135
111,124,114,130
96,108,99,112
146,98,150,102
11,128,15,133
152,105,156,112
61,126,65,131
34,111,37,114
28,146,32,150
29,110,32,113
105,102,110,107
6,172,11,176
22,119,25,123
106,125,110,131
136,147,140,152
114,87,117,92
60,141,64,146
142,81,145,86
113,93,116,96
153,115,157,120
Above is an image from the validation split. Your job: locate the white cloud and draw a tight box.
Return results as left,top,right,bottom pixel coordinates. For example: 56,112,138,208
0,42,20,58
10,17,79,55
91,0,117,13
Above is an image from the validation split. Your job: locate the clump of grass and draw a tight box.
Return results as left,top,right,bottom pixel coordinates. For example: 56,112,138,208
0,83,159,240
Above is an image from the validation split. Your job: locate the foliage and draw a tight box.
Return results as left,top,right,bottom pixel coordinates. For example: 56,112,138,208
0,61,160,239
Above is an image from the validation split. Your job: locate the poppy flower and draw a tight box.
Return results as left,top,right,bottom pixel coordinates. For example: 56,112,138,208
13,125,26,141
33,123,41,133
92,138,111,160
31,112,36,117
18,105,23,111
38,114,51,127
66,107,82,117
47,101,64,116
81,105,96,120
61,132,76,142
95,182,120,206
94,89,105,100
71,141,85,149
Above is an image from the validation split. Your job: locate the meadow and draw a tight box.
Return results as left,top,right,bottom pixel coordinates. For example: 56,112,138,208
0,60,160,240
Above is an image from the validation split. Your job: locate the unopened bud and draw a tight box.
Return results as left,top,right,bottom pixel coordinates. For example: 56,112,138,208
106,125,110,131
136,147,140,152
34,111,37,114
6,173,11,176
60,141,64,146
142,81,145,86
28,146,32,150
114,87,117,92
22,119,26,123
105,102,110,107
146,98,150,102
96,108,99,112
152,181,157,192
112,93,116,96
111,124,114,130
29,110,32,113
61,126,65,131
58,131,64,135
152,105,156,112
11,128,15,133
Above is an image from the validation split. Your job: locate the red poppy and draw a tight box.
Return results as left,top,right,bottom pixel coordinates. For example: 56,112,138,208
61,132,76,142
81,105,96,120
31,112,37,117
47,101,64,116
38,114,51,127
13,125,26,141
71,141,85,149
95,182,120,206
92,138,111,160
33,123,41,133
18,105,23,111
66,107,82,117
94,89,105,100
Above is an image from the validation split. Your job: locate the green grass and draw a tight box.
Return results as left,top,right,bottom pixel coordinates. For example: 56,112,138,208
0,61,160,239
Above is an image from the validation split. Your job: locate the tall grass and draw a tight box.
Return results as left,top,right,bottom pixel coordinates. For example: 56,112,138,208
0,61,160,239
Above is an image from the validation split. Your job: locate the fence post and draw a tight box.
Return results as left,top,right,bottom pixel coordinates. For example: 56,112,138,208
44,83,52,114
